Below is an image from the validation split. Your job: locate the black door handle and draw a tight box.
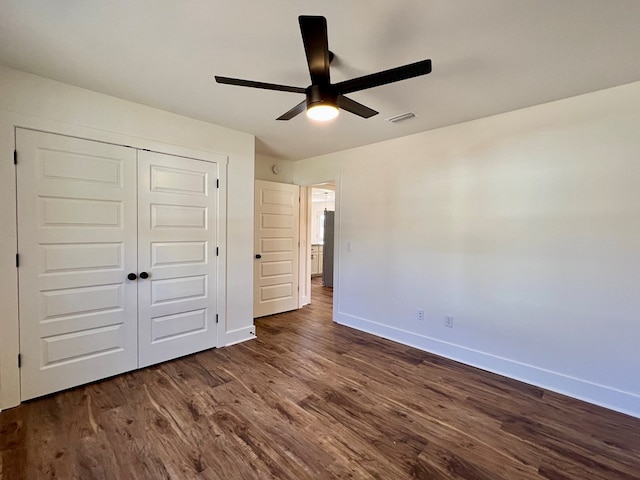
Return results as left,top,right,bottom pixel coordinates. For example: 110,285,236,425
255,254,262,259
139,271,150,279
127,273,137,281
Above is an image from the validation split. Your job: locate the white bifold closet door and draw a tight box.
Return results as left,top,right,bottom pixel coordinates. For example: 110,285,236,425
16,129,218,400
137,150,218,367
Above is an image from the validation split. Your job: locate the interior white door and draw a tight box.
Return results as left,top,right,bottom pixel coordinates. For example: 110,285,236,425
17,129,138,400
137,150,219,367
254,180,300,318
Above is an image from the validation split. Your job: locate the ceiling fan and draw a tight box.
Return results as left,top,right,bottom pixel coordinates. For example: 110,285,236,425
215,15,432,122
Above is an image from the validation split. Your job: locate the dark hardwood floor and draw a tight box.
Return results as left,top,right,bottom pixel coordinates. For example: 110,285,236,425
2,280,640,479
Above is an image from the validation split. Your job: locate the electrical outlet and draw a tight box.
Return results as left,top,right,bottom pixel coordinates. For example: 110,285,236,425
417,309,425,321
444,315,454,328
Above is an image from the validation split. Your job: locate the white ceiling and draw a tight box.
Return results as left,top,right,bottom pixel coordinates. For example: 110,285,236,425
2,1,640,161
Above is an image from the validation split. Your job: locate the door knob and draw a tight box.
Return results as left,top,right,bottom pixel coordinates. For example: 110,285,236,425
139,271,150,279
127,273,137,281
255,254,262,259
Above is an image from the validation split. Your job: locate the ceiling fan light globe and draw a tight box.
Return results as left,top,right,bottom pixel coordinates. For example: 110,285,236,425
306,104,339,122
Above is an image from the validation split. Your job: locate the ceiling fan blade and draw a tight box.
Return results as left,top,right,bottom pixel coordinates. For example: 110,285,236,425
334,59,432,95
276,100,307,121
215,76,305,94
337,95,378,118
299,16,330,85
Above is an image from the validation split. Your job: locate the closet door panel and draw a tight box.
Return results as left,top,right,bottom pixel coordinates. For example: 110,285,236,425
137,151,218,367
17,129,138,400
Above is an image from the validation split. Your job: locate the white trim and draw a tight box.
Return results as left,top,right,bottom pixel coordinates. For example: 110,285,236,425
335,311,640,419
333,175,342,325
216,156,229,348
225,326,256,347
0,117,20,410
298,186,311,307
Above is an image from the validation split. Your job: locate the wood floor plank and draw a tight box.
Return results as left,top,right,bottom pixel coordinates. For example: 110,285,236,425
2,279,640,479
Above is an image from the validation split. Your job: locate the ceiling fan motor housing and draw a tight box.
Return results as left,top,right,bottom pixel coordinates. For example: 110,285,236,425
306,84,337,109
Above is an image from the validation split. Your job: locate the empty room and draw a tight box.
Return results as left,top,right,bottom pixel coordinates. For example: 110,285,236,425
1,1,640,479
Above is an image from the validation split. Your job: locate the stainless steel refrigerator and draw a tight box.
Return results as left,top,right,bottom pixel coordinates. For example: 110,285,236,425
322,210,334,287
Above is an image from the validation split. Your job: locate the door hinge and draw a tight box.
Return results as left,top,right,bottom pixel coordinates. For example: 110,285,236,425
16,253,19,268
216,247,219,256
216,314,219,324
18,354,22,368
14,149,17,165
216,178,219,189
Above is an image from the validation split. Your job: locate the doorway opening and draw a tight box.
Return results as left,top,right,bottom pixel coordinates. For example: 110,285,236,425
308,183,335,304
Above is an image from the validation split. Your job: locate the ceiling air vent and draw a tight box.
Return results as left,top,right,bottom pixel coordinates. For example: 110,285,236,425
386,112,416,124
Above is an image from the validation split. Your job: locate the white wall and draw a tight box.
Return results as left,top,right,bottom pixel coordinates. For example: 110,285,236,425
255,153,294,183
294,81,640,418
0,66,256,409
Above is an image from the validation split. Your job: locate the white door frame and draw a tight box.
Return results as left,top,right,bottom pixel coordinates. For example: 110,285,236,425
296,175,341,318
298,185,311,308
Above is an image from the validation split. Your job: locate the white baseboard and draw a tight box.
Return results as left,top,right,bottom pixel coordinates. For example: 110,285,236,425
224,325,257,347
336,311,640,419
